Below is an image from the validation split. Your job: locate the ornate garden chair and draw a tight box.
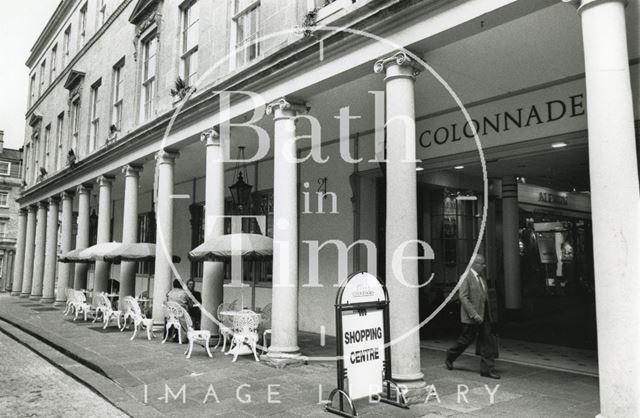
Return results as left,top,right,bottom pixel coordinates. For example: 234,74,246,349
169,302,213,358
121,296,154,341
97,293,123,329
214,301,237,352
227,309,261,362
71,290,92,321
92,293,111,323
162,301,186,344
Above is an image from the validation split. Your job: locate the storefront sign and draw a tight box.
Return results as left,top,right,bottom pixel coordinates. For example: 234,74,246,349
342,309,385,399
416,79,587,160
518,184,590,213
326,272,407,417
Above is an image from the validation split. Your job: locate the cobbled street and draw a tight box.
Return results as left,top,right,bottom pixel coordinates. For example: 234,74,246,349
0,332,126,418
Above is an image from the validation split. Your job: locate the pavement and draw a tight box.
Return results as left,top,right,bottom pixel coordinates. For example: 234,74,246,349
0,293,600,417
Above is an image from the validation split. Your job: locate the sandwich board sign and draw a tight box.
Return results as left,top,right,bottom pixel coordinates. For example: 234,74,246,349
325,272,408,417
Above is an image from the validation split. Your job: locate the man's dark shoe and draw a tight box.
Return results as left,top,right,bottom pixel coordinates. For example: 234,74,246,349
480,370,501,379
444,360,453,370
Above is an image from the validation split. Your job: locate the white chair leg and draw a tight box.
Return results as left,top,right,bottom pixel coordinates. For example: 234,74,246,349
162,323,171,344
178,328,182,345
251,342,260,362
131,324,138,341
221,335,228,353
115,314,121,329
205,336,213,358
186,341,194,358
146,326,153,341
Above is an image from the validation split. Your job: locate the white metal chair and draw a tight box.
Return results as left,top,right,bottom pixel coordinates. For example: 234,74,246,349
162,302,185,344
70,290,91,321
98,293,122,329
121,296,154,341
227,309,261,362
259,303,272,354
92,293,110,323
214,300,237,352
63,288,75,316
169,302,214,359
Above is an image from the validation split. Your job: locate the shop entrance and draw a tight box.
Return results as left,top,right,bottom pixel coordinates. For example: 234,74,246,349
414,142,597,359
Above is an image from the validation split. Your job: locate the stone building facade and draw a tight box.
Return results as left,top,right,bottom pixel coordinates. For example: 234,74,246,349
0,130,23,292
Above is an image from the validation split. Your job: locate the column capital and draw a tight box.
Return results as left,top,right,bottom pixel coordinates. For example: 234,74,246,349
60,190,75,200
122,164,143,177
374,51,422,78
200,129,220,146
96,175,115,187
562,0,627,13
27,204,38,213
77,183,93,195
38,200,49,209
47,196,61,205
19,208,28,216
266,98,309,117
156,149,180,165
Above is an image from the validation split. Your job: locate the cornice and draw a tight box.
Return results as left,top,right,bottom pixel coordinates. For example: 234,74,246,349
26,0,75,68
25,0,134,119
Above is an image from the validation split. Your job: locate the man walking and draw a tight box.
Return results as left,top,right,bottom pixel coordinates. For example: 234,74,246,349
445,254,500,379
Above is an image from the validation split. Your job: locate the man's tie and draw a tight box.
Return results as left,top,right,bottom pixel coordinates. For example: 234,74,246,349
477,273,486,295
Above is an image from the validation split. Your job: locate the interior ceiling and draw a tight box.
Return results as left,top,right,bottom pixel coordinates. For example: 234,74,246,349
109,1,638,200
437,144,591,192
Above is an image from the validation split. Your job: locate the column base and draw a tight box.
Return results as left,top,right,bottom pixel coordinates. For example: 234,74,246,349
19,293,30,298
53,299,68,307
29,295,42,301
384,377,429,405
40,297,54,304
10,291,21,296
260,351,308,369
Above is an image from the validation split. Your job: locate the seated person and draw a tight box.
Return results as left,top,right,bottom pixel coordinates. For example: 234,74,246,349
166,279,189,310
186,279,202,329
166,280,189,341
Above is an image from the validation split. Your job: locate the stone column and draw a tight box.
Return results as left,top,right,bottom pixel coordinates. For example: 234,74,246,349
200,129,225,335
41,197,60,303
568,0,640,415
119,165,142,307
55,191,74,305
74,184,92,290
502,176,521,311
374,51,427,402
151,150,179,329
262,98,306,366
30,201,48,300
20,206,37,297
10,209,27,296
94,175,114,293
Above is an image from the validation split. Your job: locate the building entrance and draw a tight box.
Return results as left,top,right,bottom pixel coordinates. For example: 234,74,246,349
415,144,597,358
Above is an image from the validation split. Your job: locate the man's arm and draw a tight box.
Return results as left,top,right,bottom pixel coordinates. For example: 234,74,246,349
459,275,481,322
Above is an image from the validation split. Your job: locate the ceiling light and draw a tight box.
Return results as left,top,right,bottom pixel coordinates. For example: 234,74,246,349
551,142,567,148
416,167,424,172
454,165,464,170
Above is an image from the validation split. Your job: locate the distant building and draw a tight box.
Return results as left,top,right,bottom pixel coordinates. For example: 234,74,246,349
0,130,23,292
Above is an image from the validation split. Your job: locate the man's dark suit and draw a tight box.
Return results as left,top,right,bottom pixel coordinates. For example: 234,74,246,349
446,268,496,374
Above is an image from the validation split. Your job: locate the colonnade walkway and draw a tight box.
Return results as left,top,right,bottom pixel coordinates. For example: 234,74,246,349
0,294,598,417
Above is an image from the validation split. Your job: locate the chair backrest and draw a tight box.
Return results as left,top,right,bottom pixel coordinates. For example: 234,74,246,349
216,302,230,321
232,309,260,334
73,290,87,303
261,303,272,328
165,301,193,329
123,296,142,316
